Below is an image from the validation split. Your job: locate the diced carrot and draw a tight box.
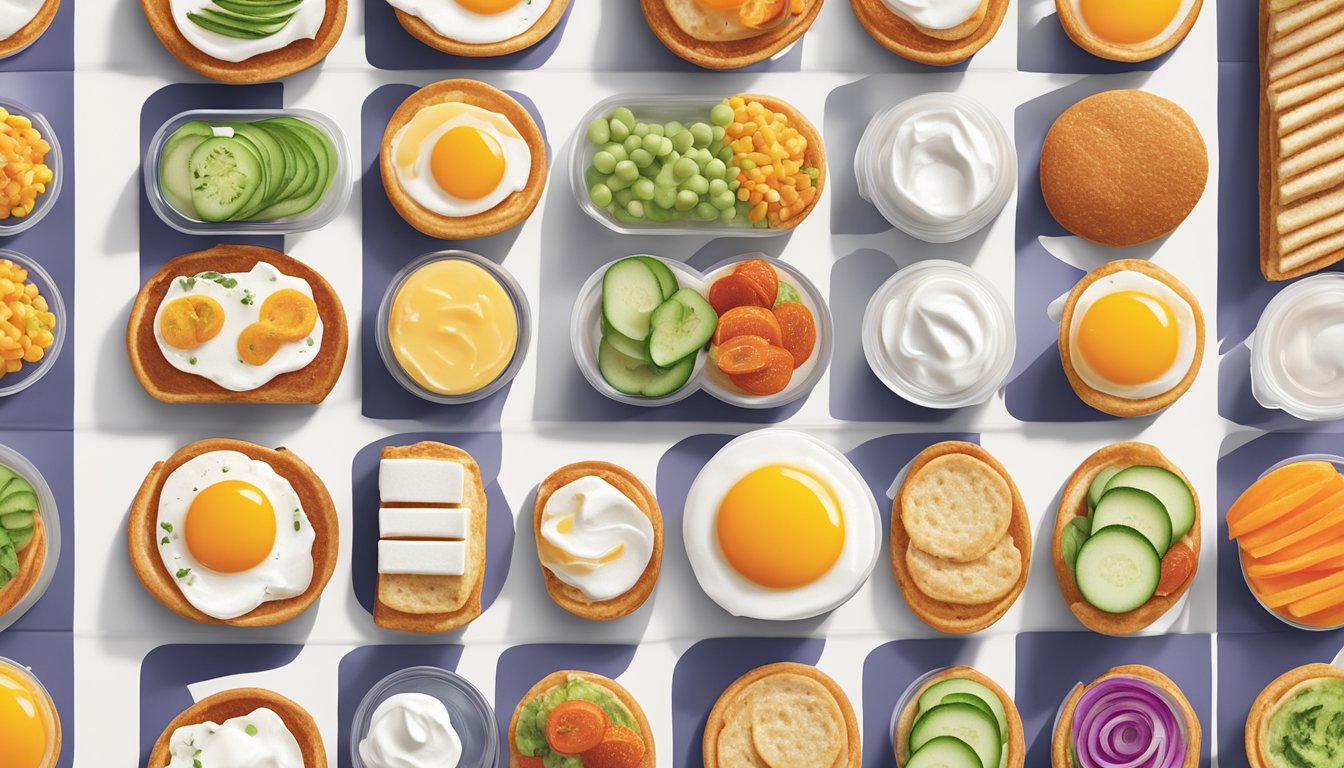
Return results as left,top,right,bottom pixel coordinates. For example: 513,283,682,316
1228,477,1336,538
1245,487,1344,559
1240,476,1344,555
1226,461,1338,535
545,700,607,755
772,301,816,369
716,335,773,375
708,274,772,315
1292,600,1344,628
582,725,647,768
713,305,782,346
729,345,794,395
732,259,779,304
1155,542,1196,597
1251,566,1344,608
1288,579,1344,618
1247,535,1344,578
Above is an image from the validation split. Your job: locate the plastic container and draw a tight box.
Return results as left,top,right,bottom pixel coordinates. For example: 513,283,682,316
570,93,824,236
0,249,65,400
0,443,62,633
350,666,498,768
0,98,62,238
571,253,833,409
1050,672,1191,761
888,666,948,766
143,108,352,236
855,93,1014,243
377,250,531,405
861,260,1014,409
1250,274,1344,421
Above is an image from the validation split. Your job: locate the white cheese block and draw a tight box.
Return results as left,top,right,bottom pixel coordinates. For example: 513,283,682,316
379,506,469,539
379,458,464,504
378,540,467,576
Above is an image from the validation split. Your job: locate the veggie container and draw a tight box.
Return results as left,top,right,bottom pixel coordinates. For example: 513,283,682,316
0,98,62,238
571,253,832,409
0,441,62,634
888,667,951,766
143,108,351,236
570,93,826,237
350,666,499,768
0,249,65,400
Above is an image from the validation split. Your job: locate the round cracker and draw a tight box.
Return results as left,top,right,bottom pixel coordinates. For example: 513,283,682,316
1051,442,1201,635
148,688,326,768
747,675,844,768
379,79,547,240
533,461,663,621
640,0,824,70
1246,663,1344,767
1057,259,1205,418
1056,0,1202,63
901,453,1012,563
393,0,571,57
1050,665,1200,768
850,0,1009,66
0,0,59,59
894,666,1026,768
906,532,1022,606
506,670,655,768
705,662,859,768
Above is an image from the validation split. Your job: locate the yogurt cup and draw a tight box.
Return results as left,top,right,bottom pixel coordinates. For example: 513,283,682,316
0,442,61,633
350,666,498,768
0,99,61,238
571,253,833,409
861,260,1015,409
1250,274,1344,421
855,93,1014,243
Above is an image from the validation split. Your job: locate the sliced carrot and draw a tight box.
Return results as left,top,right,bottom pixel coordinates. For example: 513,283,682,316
545,700,608,755
1228,477,1336,538
1226,461,1338,534
1245,489,1344,559
582,725,647,768
708,274,772,315
1252,566,1344,608
732,258,779,303
716,334,773,375
1249,520,1344,565
1288,579,1344,618
1292,600,1344,628
1155,542,1195,597
1247,535,1344,578
713,305,782,346
1247,566,1320,601
772,301,816,369
729,345,794,395
1240,476,1344,555
1305,553,1344,572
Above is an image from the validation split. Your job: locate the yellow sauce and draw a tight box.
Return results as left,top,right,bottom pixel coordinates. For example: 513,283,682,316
388,259,519,396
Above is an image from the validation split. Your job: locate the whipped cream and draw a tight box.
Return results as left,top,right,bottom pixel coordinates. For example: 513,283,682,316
538,475,654,601
863,261,1014,408
0,0,44,42
358,693,462,768
880,0,981,30
1252,274,1344,420
169,0,326,63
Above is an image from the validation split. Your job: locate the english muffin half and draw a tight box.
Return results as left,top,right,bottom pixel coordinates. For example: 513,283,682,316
705,662,859,768
508,670,655,768
392,0,572,57
641,0,825,70
148,688,327,768
851,0,1009,66
0,0,59,59
1246,663,1344,767
1051,665,1200,768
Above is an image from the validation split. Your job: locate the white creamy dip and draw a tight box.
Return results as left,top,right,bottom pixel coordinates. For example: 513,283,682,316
1252,274,1344,420
0,0,44,42
169,0,326,63
358,692,463,768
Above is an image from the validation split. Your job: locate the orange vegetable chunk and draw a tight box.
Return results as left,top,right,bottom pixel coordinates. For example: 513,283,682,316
716,334,773,375
545,700,607,755
729,344,794,395
1226,461,1337,536
1155,542,1195,597
582,725,647,768
1228,476,1335,538
772,301,816,369
713,305,782,346
732,259,779,303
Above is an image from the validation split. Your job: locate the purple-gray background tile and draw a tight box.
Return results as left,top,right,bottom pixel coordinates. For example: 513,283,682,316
1218,0,1255,64
337,644,466,768
4,429,72,632
0,629,73,768
364,0,573,71
493,643,637,755
0,0,73,72
861,638,976,768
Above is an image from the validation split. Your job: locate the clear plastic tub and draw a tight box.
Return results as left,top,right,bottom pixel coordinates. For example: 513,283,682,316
571,253,833,409
855,93,1015,244
1250,274,1344,421
350,666,498,768
0,442,62,633
570,93,824,237
0,249,65,399
0,98,62,238
888,666,948,766
377,250,531,405
861,260,1014,409
143,108,352,236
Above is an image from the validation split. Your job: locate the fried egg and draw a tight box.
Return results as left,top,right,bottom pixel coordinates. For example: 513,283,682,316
1067,269,1198,400
155,450,315,621
666,0,801,42
154,262,323,393
683,430,880,620
384,0,555,43
390,102,532,218
0,663,55,768
166,708,303,768
1069,0,1200,49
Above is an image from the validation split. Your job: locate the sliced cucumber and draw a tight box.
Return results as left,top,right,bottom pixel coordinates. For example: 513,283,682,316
0,465,21,493
0,510,32,531
917,678,1008,740
1087,467,1122,510
1105,465,1196,541
1074,526,1161,614
907,736,984,768
1092,487,1172,556
222,122,286,203
910,702,1002,768
1061,515,1091,572
602,258,664,341
634,256,678,299
597,338,694,398
7,527,32,551
160,130,210,218
0,476,33,499
254,118,334,219
0,492,38,518
189,136,263,222
602,319,650,363
940,693,995,721
647,288,717,367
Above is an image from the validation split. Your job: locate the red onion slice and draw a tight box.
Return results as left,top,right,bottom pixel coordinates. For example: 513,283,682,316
1071,676,1185,768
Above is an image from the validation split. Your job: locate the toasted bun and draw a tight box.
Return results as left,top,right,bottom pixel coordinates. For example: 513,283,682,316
126,245,348,404
640,0,823,70
148,688,327,768
127,438,338,627
851,0,1008,66
0,512,46,622
140,0,346,83
704,662,859,768
1051,665,1200,768
738,94,826,231
892,442,1031,634
379,80,546,240
893,666,1025,768
374,442,487,633
1246,663,1344,766
533,461,663,621
1057,259,1205,417
0,0,59,58
507,670,654,768
1053,442,1201,635
393,0,570,57
1040,90,1207,247
1055,0,1201,62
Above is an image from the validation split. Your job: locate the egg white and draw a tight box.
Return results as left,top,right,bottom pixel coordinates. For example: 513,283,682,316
1066,269,1197,400
391,108,532,218
384,0,554,44
665,0,795,42
167,708,303,768
1069,0,1201,50
682,430,880,621
153,262,324,393
155,450,315,621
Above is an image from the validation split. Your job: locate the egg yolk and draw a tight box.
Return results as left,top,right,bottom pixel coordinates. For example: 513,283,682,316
716,465,845,589
1077,290,1179,387
0,669,48,768
159,295,225,350
455,0,525,12
1079,0,1181,45
430,126,506,201
185,479,276,574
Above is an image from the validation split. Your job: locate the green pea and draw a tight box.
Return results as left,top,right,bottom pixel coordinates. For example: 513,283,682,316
632,177,655,200
602,143,628,162
641,133,662,155
653,185,678,209
617,187,635,204
739,158,756,171
633,122,649,138
646,206,675,223
719,146,735,163
623,135,642,153
671,130,694,154
614,160,639,182
719,206,737,223
675,189,698,211
592,151,617,174
630,148,654,169
713,190,736,210
683,175,710,196
654,138,674,157
587,118,611,145
626,200,645,218
665,121,685,136
673,157,698,180
609,120,630,142
655,164,676,187
589,183,613,208
585,166,605,189
689,122,713,147
705,158,727,180
695,202,718,221
606,174,631,193
727,167,741,181
709,178,728,196
710,103,734,128
646,123,664,137
712,125,726,143
610,107,635,128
